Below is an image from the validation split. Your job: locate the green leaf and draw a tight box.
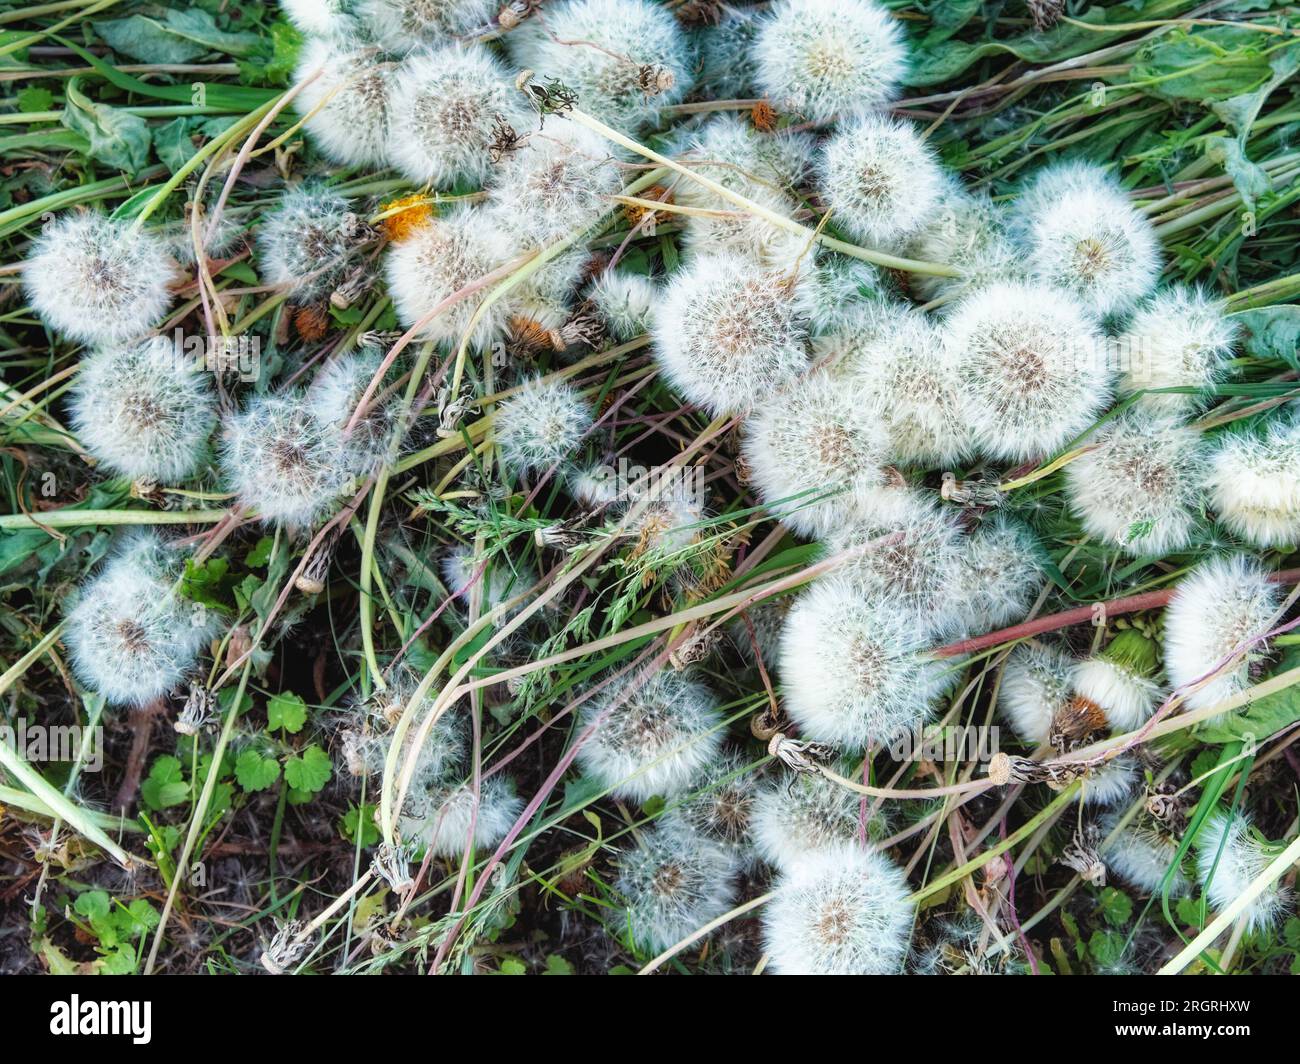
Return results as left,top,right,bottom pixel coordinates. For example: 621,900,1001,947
140,756,189,810
154,117,199,174
95,10,259,64
1132,26,1273,103
237,20,304,87
60,79,151,174
497,957,527,975
1098,887,1134,927
543,953,574,975
1088,929,1126,969
245,536,275,567
1176,894,1204,928
341,803,380,847
179,556,230,609
266,691,308,734
1205,136,1271,212
284,745,331,793
17,86,53,113
74,889,111,923
234,749,281,792
1229,304,1300,370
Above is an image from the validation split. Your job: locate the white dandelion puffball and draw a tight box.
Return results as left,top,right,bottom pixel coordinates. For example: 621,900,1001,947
948,280,1110,462
587,270,656,341
695,7,763,101
258,184,362,301
306,350,395,476
1071,630,1164,733
64,533,215,706
1064,411,1208,557
1101,816,1189,897
575,670,724,803
384,207,518,348
1163,555,1281,713
741,367,890,538
510,244,589,331
388,43,522,188
751,767,860,871
505,0,692,132
614,823,738,953
1016,161,1160,317
679,182,807,270
676,113,816,202
361,677,469,780
653,253,813,416
485,124,621,247
805,253,886,337
440,544,535,624
839,306,972,468
906,180,1022,303
1195,809,1289,933
661,750,761,861
1078,757,1138,807
998,641,1076,747
567,461,621,509
1119,286,1239,415
819,116,943,248
222,394,350,530
826,493,968,632
294,38,394,169
753,0,908,126
23,211,179,346
403,774,522,857
814,297,914,370
763,842,913,974
357,0,497,52
779,575,950,749
494,376,594,475
69,336,215,483
953,515,1045,634
1206,406,1300,548
281,0,362,38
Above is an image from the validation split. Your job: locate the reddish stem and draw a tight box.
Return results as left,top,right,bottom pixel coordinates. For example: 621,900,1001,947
933,567,1300,659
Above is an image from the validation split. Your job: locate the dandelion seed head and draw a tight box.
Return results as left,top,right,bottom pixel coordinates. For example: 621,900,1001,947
614,822,738,952
495,376,593,475
750,766,860,870
1119,286,1239,416
65,532,215,706
763,842,913,974
1100,812,1189,896
998,641,1076,746
23,211,179,346
485,124,621,247
385,43,520,187
819,116,944,247
222,394,350,530
1164,554,1281,713
258,184,362,301
953,515,1045,634
505,0,693,131
1206,405,1300,548
661,750,761,861
70,336,215,483
780,575,949,748
1195,809,1289,933
753,0,908,126
402,774,522,856
1017,162,1160,317
653,252,812,415
948,280,1110,462
587,270,656,341
384,206,518,347
1065,411,1208,556
742,367,891,538
576,670,724,802
295,38,394,169
1078,756,1138,807
358,0,498,52
906,181,1023,303
307,350,397,476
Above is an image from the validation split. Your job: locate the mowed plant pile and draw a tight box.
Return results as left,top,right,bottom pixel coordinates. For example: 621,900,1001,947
1,0,1300,976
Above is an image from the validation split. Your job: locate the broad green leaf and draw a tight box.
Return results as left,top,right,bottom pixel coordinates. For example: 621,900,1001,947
284,745,331,793
267,691,308,734
95,10,259,64
60,79,151,173
234,749,281,792
1197,649,1300,743
1229,304,1300,369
